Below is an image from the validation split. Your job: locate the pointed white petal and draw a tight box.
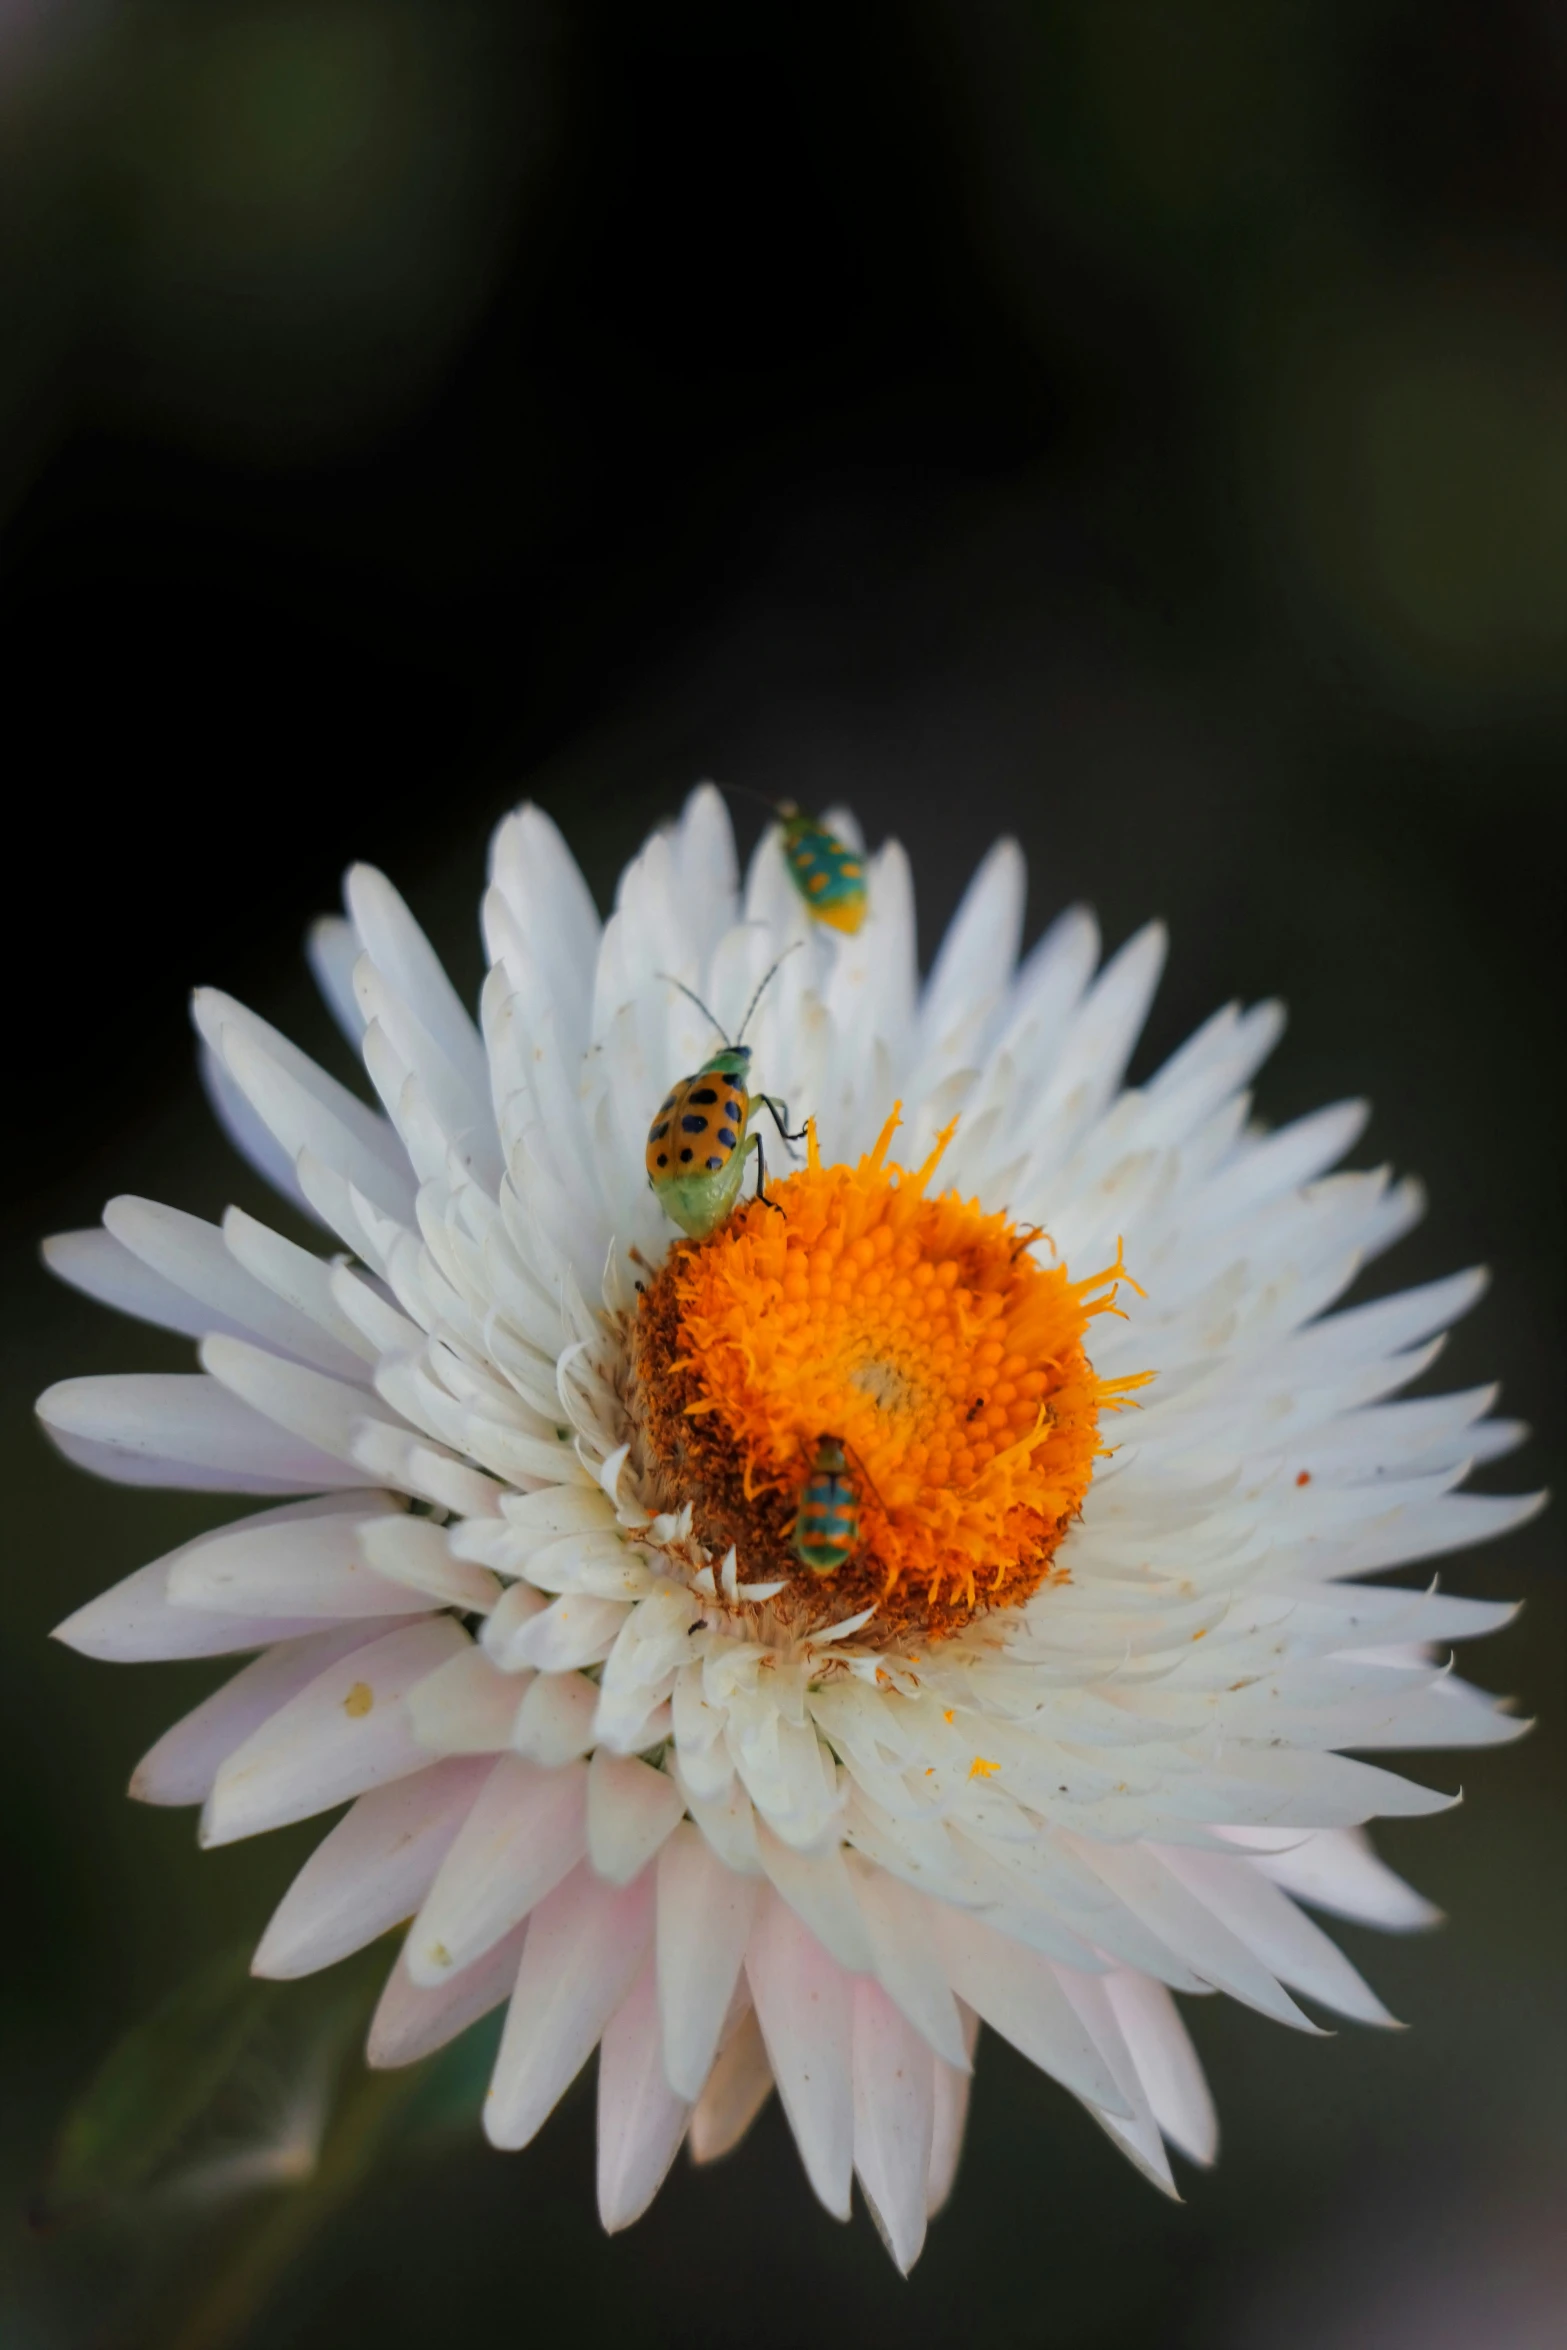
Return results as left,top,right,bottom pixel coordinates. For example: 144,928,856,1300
1102,1971,1217,2167
931,1907,1131,2116
368,1924,526,2069
131,1622,398,1806
745,1888,854,2221
407,1755,588,1985
926,2002,979,2217
203,1618,469,1844
485,1863,654,2151
596,1954,691,2233
852,1976,934,2274
253,1757,490,1978
656,1823,761,2101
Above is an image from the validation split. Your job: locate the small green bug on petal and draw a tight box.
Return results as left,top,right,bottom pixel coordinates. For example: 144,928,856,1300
777,803,867,935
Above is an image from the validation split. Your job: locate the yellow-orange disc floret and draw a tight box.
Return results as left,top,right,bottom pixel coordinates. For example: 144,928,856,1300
631,1108,1149,1640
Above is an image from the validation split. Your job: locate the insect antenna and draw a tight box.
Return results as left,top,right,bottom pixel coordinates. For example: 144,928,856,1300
655,973,732,1048
735,940,803,1044
717,781,798,820
841,1438,891,1519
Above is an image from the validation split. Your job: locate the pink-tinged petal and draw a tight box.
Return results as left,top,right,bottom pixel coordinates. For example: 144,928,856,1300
52,1494,383,1662
754,1820,874,1975
926,2002,979,2217
745,1888,854,2221
656,1823,760,2102
688,2004,773,2165
1246,1826,1443,1932
855,1866,969,2071
485,1863,654,2151
253,1757,491,1979
167,1496,416,1620
587,1751,683,1886
597,1954,691,2233
407,1757,587,1986
851,1976,934,2274
1051,1967,1178,2197
37,1374,366,1493
930,1906,1131,2116
130,1622,403,1806
367,1925,526,2070
1102,1971,1217,2168
202,1618,470,1844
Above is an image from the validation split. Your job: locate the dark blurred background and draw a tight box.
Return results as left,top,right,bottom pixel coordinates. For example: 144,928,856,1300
2,3,1564,2344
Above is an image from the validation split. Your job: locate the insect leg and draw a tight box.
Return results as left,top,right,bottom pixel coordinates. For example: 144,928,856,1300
756,1093,807,1147
748,1129,786,1217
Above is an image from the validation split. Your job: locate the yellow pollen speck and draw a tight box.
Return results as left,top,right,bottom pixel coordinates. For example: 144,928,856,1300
969,1756,1000,1780
633,1105,1149,1641
943,1709,955,1724
343,1681,373,1718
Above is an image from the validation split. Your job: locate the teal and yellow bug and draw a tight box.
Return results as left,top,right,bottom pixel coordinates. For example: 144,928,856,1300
722,787,869,934
645,959,804,1239
777,803,867,935
791,1435,875,1574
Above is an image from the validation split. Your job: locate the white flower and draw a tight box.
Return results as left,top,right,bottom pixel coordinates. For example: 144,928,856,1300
40,785,1537,2273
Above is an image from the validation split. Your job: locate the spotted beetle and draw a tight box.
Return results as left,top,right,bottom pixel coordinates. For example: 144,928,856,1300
645,956,804,1239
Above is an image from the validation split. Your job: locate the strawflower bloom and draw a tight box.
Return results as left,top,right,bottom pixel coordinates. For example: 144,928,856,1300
40,787,1536,2270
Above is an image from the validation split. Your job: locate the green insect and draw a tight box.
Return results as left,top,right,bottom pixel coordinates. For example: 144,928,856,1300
791,1435,881,1575
645,957,804,1239
777,804,867,934
723,787,868,934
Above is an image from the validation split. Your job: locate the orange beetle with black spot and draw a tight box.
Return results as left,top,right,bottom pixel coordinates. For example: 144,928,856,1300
645,959,804,1238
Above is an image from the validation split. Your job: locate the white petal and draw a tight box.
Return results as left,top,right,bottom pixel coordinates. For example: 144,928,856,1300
345,864,493,1111
854,1866,970,2070
253,1757,491,1978
930,1907,1132,2116
1248,1825,1442,1932
167,1497,420,1619
407,1755,588,1985
368,1924,526,2069
408,1647,525,1755
42,1226,243,1345
203,1618,470,1844
851,1976,934,2274
512,1670,599,1766
926,2002,979,2217
1155,1844,1397,2026
509,1592,631,1673
1102,1971,1217,2167
745,1888,854,2220
1051,1967,1178,2196
688,2004,774,2164
131,1622,397,1806
51,1494,369,1661
755,1819,875,1974
587,1751,683,1885
485,1862,654,2151
96,1196,366,1376
656,1823,761,2101
358,1513,501,1613
37,1374,365,1493
596,1953,691,2233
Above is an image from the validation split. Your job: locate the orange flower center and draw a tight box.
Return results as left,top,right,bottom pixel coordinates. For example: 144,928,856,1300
630,1110,1147,1640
